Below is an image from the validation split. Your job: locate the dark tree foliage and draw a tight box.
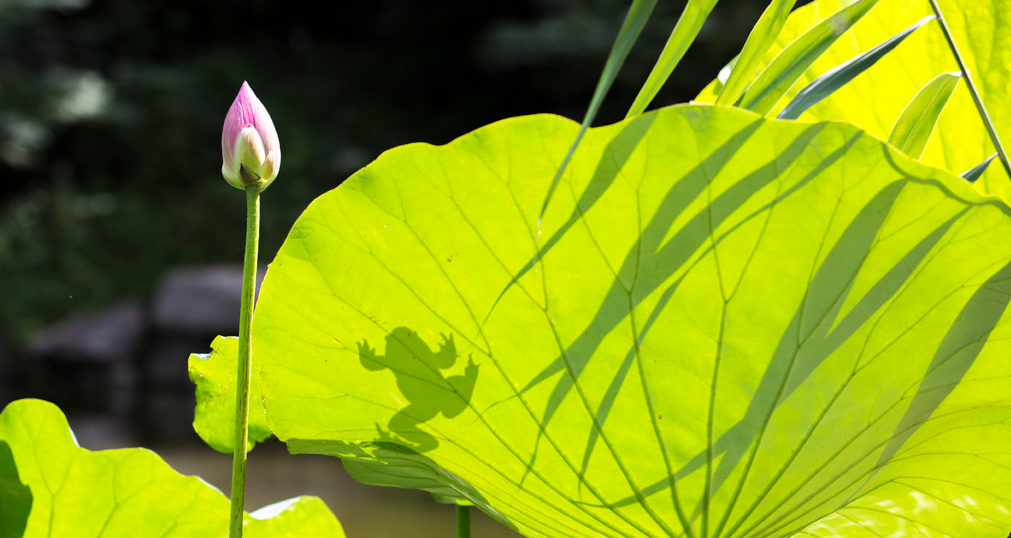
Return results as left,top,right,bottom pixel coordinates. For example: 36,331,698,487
0,0,776,347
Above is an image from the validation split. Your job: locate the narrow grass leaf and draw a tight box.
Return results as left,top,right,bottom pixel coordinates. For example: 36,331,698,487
960,153,997,183
738,0,882,115
778,15,933,120
538,0,657,224
715,0,797,106
625,0,720,118
887,71,960,158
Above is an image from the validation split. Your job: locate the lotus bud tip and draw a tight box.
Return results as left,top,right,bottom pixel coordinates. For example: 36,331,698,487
221,81,280,191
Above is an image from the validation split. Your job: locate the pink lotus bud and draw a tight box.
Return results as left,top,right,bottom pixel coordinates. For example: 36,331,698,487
221,81,280,190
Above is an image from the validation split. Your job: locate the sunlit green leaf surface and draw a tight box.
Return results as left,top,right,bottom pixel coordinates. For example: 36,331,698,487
0,399,343,537
255,105,1011,537
245,496,345,538
797,481,1011,536
190,335,272,454
699,0,1011,202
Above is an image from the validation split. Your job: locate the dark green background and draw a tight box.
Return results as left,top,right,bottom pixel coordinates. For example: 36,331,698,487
0,0,800,348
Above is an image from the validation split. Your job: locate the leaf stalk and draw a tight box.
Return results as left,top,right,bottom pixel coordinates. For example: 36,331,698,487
456,505,471,538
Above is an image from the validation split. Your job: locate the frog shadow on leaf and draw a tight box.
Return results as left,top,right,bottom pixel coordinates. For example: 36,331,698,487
357,327,478,452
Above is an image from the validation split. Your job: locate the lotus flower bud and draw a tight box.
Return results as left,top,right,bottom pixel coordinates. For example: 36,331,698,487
221,81,280,190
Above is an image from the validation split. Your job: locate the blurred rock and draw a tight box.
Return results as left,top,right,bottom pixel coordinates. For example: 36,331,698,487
139,333,214,440
26,301,144,414
29,301,146,361
19,264,272,444
152,265,265,335
66,413,139,450
139,264,265,443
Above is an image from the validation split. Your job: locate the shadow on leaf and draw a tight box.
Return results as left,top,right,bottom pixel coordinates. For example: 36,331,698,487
0,440,31,538
358,327,479,453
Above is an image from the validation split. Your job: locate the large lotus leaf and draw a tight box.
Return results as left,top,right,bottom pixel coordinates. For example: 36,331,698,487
244,496,345,538
254,105,1011,537
0,399,343,537
697,0,1011,202
190,335,272,453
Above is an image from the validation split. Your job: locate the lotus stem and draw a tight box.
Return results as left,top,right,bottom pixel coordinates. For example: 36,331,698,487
229,185,261,538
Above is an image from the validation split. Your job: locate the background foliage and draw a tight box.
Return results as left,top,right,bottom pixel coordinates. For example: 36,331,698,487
0,0,786,349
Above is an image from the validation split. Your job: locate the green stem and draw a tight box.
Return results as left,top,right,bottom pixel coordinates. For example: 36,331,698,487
927,0,1011,179
229,185,261,538
455,505,471,538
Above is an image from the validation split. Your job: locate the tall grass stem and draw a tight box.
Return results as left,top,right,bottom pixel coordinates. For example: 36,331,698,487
926,0,1011,179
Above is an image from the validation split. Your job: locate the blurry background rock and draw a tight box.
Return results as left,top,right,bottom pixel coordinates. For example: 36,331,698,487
25,300,144,413
143,265,266,442
152,266,266,335
14,265,258,443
